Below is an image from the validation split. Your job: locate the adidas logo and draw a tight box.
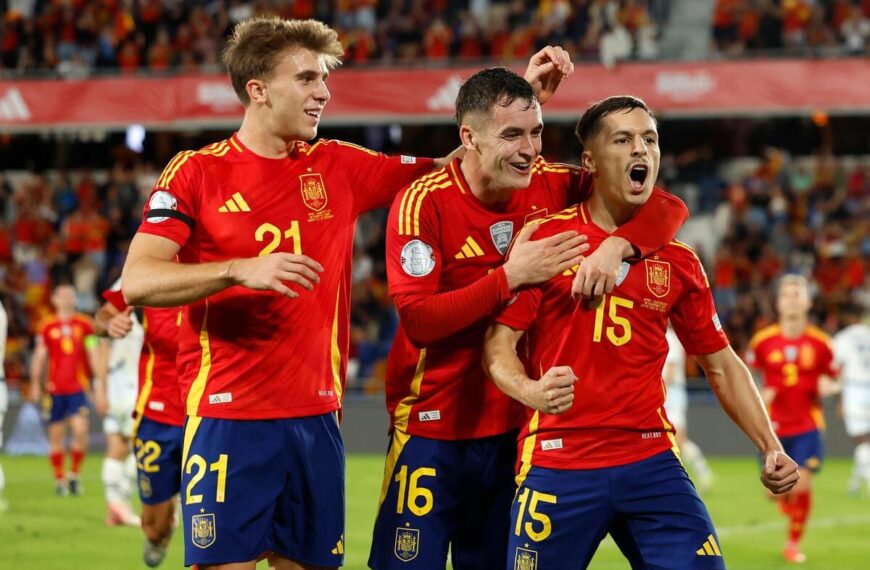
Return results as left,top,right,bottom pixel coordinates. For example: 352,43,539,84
454,237,484,259
331,535,344,555
218,192,251,213
696,534,722,557
426,75,463,111
0,88,31,121
562,263,580,276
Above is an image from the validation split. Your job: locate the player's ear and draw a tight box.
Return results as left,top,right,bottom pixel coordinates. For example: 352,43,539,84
459,123,477,151
581,149,595,173
246,79,268,105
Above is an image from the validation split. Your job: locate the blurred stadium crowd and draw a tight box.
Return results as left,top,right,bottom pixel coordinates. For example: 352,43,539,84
1,1,867,77
0,0,867,393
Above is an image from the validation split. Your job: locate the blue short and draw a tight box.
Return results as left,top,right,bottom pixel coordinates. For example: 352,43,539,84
48,391,89,423
180,414,345,567
509,451,726,570
369,430,517,570
133,416,184,505
780,429,824,473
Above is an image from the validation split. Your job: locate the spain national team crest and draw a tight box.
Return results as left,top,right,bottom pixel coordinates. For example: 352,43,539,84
191,512,216,549
645,258,671,298
514,546,538,570
490,221,514,255
300,173,328,211
139,475,153,499
394,526,420,562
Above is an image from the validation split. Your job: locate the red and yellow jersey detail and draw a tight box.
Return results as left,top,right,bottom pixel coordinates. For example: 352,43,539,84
137,135,433,420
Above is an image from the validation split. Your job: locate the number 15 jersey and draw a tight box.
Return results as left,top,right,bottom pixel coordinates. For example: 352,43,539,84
137,135,433,420
495,203,729,470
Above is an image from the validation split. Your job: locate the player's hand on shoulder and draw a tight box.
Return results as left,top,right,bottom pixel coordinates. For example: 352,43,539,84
504,223,589,290
571,236,631,300
760,450,800,494
228,253,324,299
524,46,574,105
107,307,134,339
522,365,578,415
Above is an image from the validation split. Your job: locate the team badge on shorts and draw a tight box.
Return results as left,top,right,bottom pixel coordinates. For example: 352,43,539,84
490,221,514,255
191,511,216,549
394,526,420,562
139,475,153,499
645,259,671,298
514,546,538,570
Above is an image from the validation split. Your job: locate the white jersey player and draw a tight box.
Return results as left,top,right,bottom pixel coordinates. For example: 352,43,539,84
95,278,142,526
663,325,713,491
833,317,870,495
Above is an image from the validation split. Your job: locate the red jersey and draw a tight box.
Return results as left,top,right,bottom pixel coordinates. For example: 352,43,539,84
386,158,688,441
746,324,835,437
137,135,433,420
495,203,728,470
103,289,184,427
37,314,95,395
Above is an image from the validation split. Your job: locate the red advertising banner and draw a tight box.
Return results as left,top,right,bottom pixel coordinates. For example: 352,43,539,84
0,59,867,130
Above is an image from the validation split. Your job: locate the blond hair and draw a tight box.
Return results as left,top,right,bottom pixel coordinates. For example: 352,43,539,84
222,17,343,105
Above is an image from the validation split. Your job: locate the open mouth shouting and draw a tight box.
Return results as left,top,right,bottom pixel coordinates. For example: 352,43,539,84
628,163,649,192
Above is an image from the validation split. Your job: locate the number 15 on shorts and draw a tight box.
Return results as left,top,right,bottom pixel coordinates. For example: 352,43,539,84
515,488,557,542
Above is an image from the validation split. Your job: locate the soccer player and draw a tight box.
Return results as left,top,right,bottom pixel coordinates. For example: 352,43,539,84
370,69,688,570
94,278,143,527
100,286,184,568
833,309,870,496
120,16,571,570
484,96,799,570
29,283,104,496
746,274,837,563
664,324,714,491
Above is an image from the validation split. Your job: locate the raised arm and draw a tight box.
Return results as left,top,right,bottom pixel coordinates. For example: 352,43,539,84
695,346,799,494
483,322,576,415
121,233,323,307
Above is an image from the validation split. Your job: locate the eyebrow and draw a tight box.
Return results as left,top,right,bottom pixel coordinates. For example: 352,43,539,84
499,123,543,136
611,129,657,138
295,69,328,80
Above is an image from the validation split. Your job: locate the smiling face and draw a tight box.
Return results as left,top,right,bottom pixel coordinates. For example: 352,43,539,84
583,107,660,208
461,96,543,192
256,47,331,141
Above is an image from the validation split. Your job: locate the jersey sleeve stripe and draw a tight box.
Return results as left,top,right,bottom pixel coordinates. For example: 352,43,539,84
399,172,449,236
199,142,230,157
185,301,213,416
333,140,379,156
412,181,452,236
156,151,194,189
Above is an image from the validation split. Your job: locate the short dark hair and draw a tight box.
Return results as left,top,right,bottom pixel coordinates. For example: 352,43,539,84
574,95,655,147
455,67,537,126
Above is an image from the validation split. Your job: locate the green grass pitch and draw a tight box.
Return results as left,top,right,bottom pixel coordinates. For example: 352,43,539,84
1,454,868,569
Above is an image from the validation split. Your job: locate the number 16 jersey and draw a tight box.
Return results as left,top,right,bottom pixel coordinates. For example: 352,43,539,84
137,135,433,420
